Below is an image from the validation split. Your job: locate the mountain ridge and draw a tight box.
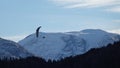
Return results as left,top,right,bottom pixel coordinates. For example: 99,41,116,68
0,38,32,59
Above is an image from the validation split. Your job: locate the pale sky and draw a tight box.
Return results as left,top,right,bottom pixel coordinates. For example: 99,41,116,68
0,0,120,42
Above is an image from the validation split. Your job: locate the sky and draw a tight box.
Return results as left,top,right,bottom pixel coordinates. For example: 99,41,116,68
0,0,120,42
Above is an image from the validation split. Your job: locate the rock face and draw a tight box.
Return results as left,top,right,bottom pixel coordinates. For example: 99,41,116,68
0,38,32,59
19,29,120,61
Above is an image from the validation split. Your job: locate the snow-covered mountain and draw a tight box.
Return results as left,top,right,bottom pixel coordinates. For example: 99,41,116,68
19,29,120,61
0,38,32,59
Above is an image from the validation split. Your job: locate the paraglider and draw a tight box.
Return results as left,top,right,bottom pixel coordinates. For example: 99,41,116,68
36,26,41,38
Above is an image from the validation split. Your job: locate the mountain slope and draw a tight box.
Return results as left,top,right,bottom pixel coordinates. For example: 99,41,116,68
0,38,32,59
1,41,120,68
19,29,120,61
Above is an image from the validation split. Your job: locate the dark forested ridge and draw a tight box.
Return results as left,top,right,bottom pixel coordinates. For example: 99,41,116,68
0,41,120,68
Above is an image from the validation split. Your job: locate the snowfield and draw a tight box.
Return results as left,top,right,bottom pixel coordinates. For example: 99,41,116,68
19,29,120,61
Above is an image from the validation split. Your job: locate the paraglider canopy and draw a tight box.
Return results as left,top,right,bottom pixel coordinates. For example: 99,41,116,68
36,26,41,38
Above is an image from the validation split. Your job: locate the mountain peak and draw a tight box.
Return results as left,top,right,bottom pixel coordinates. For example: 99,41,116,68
80,29,107,33
19,29,120,61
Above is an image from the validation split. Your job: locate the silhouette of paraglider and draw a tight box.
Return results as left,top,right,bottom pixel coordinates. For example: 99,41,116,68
36,26,41,38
